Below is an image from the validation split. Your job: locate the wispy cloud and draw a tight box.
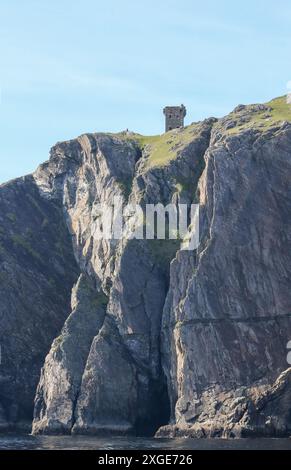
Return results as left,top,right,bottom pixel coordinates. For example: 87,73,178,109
0,47,146,101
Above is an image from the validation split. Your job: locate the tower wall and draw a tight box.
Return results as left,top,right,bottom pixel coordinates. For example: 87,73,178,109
163,105,186,132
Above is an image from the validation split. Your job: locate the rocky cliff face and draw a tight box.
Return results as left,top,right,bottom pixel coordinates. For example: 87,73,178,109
159,101,291,438
0,175,79,429
1,96,291,437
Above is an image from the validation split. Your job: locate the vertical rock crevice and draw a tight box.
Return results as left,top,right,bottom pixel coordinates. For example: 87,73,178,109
32,273,107,434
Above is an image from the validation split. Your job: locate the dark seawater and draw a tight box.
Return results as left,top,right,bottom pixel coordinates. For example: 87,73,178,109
0,435,291,450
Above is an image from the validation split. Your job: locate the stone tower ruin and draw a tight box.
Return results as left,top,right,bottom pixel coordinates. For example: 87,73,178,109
163,104,186,132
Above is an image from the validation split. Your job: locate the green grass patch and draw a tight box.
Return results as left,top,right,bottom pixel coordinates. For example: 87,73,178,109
174,179,194,195
81,279,108,309
12,234,42,262
51,334,64,351
142,124,199,168
6,212,17,223
94,291,108,308
267,95,291,122
113,124,200,169
225,96,291,135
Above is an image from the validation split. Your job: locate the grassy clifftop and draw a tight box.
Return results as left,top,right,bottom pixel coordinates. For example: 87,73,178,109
116,122,205,169
110,96,291,169
224,95,291,134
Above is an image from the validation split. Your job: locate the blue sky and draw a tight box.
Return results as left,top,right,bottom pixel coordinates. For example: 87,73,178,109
1,0,291,183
